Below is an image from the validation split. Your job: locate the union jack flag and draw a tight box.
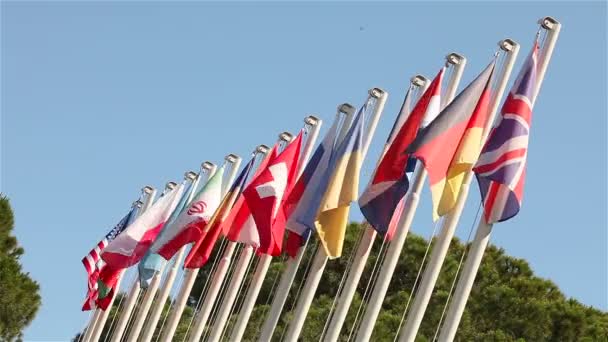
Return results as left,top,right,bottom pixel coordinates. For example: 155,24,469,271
473,41,539,224
81,207,135,310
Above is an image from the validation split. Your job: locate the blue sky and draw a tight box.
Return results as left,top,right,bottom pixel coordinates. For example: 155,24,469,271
1,2,606,340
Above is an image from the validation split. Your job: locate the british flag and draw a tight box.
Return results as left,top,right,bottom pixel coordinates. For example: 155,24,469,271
81,207,135,310
473,42,539,224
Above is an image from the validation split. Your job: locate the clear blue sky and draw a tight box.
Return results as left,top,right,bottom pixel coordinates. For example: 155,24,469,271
2,2,606,340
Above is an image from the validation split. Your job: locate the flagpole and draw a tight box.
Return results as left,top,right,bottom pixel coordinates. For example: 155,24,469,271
397,39,520,342
437,19,560,342
354,53,466,342
136,162,216,342
158,154,242,342
127,166,216,341
323,75,430,342
229,116,322,341
186,141,282,342
258,105,354,342
283,88,388,342
88,186,157,342
108,182,178,342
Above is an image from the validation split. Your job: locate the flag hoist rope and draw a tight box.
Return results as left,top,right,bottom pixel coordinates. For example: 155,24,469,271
282,88,388,342
107,182,179,342
128,166,216,341
257,104,356,341
437,17,561,342
87,186,157,342
205,116,322,342
351,52,467,342
157,154,242,342
323,74,431,342
396,38,521,342
188,132,300,341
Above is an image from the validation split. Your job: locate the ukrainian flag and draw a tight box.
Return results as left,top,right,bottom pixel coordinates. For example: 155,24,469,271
315,106,365,259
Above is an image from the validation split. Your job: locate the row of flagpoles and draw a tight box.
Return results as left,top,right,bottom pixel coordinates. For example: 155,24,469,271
78,16,560,342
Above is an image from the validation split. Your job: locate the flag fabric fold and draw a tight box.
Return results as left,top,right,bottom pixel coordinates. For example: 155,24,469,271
359,68,444,237
407,61,496,220
474,42,539,224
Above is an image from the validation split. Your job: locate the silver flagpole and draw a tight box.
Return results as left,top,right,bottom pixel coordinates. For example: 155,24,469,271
282,88,388,342
258,105,354,342
158,154,242,342
186,141,283,342
127,167,215,341
437,18,561,342
354,53,466,342
88,186,157,342
138,162,217,342
323,75,430,342
108,181,178,342
229,116,322,342
398,39,520,342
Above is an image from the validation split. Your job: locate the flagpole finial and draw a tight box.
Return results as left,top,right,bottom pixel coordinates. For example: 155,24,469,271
256,144,270,155
225,154,240,164
499,38,517,52
539,16,559,30
410,74,429,88
201,161,215,172
338,103,355,115
279,132,294,143
142,186,155,195
133,200,143,208
184,171,198,181
304,115,320,126
445,52,465,67
165,182,177,191
369,88,386,99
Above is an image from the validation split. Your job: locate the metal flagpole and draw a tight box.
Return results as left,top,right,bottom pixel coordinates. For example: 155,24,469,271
127,166,216,341
322,75,429,342
158,154,242,342
283,88,388,342
354,53,466,342
258,105,354,342
398,39,520,342
229,116,322,342
108,182,178,342
186,138,287,342
138,161,217,342
437,18,561,342
88,186,157,342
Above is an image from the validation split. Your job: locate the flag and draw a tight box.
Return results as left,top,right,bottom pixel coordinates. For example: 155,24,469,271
359,69,443,237
407,61,495,220
284,115,341,257
101,185,184,269
474,42,539,224
314,106,365,258
81,207,136,311
138,179,198,287
150,168,224,260
241,131,303,255
184,157,256,268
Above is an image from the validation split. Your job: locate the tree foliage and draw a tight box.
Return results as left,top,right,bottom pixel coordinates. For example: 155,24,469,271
0,195,41,341
84,222,607,341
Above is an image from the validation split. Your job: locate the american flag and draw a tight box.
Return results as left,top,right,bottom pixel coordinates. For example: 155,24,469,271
81,207,135,310
473,41,539,224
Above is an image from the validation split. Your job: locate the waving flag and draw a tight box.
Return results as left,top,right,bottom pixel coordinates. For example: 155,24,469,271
407,61,495,220
242,132,303,255
184,157,255,269
284,115,341,257
101,185,184,269
474,43,539,224
359,69,443,236
81,207,136,310
314,106,365,258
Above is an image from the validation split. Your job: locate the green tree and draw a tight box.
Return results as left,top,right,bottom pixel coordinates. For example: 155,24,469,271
0,195,41,341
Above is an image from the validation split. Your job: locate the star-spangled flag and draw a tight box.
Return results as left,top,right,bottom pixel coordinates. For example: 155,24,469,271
474,42,539,224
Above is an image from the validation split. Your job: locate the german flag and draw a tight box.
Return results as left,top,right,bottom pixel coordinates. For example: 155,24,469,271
407,60,495,220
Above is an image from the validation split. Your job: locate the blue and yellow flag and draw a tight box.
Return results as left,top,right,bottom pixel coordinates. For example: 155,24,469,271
315,106,365,258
